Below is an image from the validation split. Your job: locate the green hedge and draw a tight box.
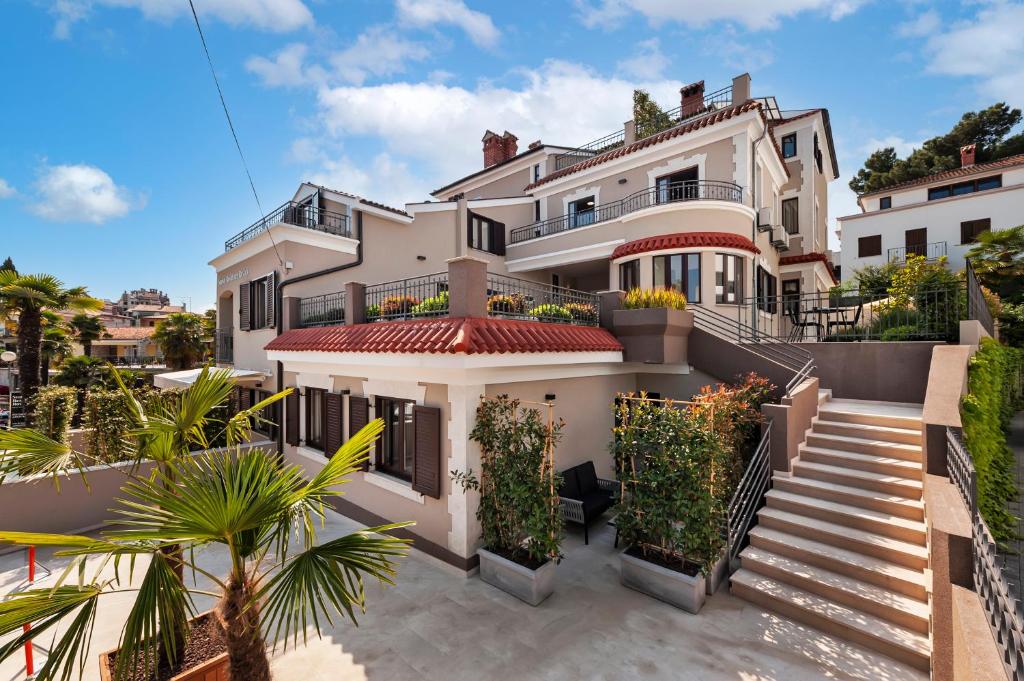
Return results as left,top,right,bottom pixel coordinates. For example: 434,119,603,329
961,338,1024,544
32,386,77,445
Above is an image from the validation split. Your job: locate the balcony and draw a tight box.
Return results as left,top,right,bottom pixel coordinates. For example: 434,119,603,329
510,180,743,245
299,291,346,327
224,201,352,251
888,241,948,264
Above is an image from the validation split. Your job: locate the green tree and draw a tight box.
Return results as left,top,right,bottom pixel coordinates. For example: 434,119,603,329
0,257,15,274
633,89,673,139
0,272,102,419
153,312,205,370
41,323,73,386
69,312,105,357
850,103,1024,194
967,224,1024,301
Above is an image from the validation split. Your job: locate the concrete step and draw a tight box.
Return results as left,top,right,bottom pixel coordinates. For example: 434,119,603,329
818,389,832,406
731,570,931,671
765,489,927,544
748,526,929,600
793,460,923,499
805,432,922,461
812,418,922,446
739,546,930,634
799,445,923,479
773,475,925,521
818,404,923,431
756,507,929,570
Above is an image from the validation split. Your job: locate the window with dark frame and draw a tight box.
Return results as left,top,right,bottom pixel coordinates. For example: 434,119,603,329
467,211,505,255
244,275,274,330
756,266,778,314
653,253,701,303
618,260,640,291
781,198,799,235
250,389,280,441
858,234,882,258
304,388,326,451
961,218,991,244
568,195,596,227
715,253,743,304
782,279,800,316
879,196,892,210
813,133,823,173
781,134,797,159
376,396,415,481
928,175,1002,201
533,164,541,183
533,199,541,222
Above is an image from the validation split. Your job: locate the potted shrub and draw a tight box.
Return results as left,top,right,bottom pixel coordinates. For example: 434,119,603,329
379,294,420,319
0,371,410,681
487,293,526,316
411,290,449,317
453,395,563,606
612,288,693,364
564,301,599,325
527,303,573,324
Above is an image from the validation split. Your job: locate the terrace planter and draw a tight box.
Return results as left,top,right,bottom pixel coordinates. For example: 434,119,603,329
478,547,556,606
705,552,729,595
612,308,694,364
620,549,706,614
99,611,229,681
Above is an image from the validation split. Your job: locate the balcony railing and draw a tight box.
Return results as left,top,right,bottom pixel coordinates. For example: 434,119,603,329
510,180,743,245
365,272,450,321
224,201,352,251
215,329,233,364
485,273,600,326
551,85,733,172
966,259,996,337
887,241,948,264
299,291,345,327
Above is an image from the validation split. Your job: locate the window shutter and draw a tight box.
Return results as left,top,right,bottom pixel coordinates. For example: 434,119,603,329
491,220,506,255
412,405,442,499
238,282,251,331
266,271,277,328
285,390,300,446
348,396,370,470
324,392,343,458
237,387,252,413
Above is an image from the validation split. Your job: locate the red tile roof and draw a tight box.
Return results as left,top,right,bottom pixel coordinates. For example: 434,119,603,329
525,101,772,190
612,232,760,260
101,327,156,340
779,252,838,284
265,317,623,355
858,153,1024,198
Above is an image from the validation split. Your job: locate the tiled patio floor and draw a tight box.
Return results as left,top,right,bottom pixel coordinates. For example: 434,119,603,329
0,511,926,681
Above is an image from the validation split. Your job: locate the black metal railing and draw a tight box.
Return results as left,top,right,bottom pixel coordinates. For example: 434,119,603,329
215,329,233,364
550,85,733,172
224,201,352,251
887,241,948,263
947,428,1024,681
299,291,345,327
485,273,601,326
510,180,743,245
727,421,772,561
966,259,996,337
739,284,968,343
365,272,449,321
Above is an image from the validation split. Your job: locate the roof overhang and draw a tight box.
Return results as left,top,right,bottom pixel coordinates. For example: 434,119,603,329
154,368,268,390
208,223,359,271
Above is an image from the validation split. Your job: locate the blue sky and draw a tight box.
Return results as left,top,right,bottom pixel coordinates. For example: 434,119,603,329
2,0,1022,310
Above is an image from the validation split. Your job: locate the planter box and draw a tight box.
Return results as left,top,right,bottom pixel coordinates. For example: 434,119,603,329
705,552,729,596
99,612,229,681
620,550,706,614
478,547,555,606
612,308,694,364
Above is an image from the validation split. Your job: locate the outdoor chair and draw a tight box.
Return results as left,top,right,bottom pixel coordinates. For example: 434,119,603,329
786,308,822,342
558,461,618,545
827,297,863,337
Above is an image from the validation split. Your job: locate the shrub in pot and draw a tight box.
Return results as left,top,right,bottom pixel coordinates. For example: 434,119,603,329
564,302,598,324
487,293,526,315
379,295,420,318
31,384,77,446
621,287,687,311
613,288,692,364
527,303,573,323
411,290,449,317
453,395,563,605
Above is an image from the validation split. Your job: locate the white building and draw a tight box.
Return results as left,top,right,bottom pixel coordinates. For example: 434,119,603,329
837,147,1024,281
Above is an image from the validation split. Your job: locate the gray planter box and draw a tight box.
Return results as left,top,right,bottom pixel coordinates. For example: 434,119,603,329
705,552,729,595
620,550,706,614
612,308,694,364
478,548,555,606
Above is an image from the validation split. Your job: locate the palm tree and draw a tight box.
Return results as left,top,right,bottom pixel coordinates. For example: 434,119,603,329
967,224,1024,301
40,319,73,387
0,272,102,417
69,312,105,357
153,312,205,370
0,369,410,680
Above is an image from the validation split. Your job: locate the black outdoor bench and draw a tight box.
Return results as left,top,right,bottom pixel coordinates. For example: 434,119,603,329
558,461,618,545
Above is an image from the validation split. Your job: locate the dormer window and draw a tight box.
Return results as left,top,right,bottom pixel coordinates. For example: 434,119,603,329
879,196,891,210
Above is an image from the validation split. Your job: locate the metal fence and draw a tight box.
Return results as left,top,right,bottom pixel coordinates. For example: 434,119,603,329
225,201,352,251
485,273,601,326
966,259,996,337
946,428,1024,681
365,272,449,321
510,180,743,245
727,421,772,561
299,291,346,327
887,241,948,264
215,329,233,364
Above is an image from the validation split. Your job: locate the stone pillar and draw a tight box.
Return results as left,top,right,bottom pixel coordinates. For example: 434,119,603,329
732,73,751,103
623,120,636,145
447,256,488,318
344,282,366,325
680,80,705,117
282,296,301,332
598,290,624,331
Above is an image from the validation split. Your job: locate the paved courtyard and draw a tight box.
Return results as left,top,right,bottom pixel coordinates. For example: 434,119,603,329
1,511,926,681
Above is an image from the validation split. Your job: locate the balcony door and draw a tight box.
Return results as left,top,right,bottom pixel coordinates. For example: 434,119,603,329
905,228,927,258
656,166,699,203
568,195,595,228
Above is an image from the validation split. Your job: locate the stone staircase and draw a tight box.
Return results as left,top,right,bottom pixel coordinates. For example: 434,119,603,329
731,396,931,672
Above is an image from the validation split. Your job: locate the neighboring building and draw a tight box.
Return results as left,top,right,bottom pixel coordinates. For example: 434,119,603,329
115,288,170,311
207,72,839,574
90,326,164,365
837,146,1024,280
124,303,184,326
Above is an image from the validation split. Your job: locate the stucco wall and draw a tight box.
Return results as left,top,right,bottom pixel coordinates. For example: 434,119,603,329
797,341,941,404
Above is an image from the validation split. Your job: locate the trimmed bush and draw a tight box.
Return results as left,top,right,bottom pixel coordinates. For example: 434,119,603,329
411,291,449,316
528,303,572,323
32,385,77,445
379,295,419,317
83,389,141,463
487,293,526,315
564,302,598,324
622,288,688,311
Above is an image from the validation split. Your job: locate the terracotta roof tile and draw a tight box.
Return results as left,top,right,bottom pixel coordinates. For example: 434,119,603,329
858,153,1024,198
265,317,623,355
101,327,156,340
612,232,761,260
779,252,838,284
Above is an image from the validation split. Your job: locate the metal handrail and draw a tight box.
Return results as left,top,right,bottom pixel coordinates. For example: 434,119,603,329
966,259,996,337
225,201,352,251
887,241,948,263
485,273,600,326
510,180,743,245
299,291,346,327
727,421,772,561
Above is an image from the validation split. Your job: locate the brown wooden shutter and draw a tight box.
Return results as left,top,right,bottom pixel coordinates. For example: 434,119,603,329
285,390,300,446
348,396,370,470
324,392,343,458
412,405,442,499
237,388,252,412
491,220,506,255
238,282,251,331
266,271,277,328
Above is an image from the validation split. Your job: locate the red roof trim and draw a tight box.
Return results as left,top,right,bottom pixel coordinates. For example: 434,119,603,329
265,317,623,355
612,232,760,260
779,252,838,284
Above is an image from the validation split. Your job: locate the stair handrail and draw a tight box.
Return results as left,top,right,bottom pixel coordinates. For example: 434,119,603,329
727,420,773,562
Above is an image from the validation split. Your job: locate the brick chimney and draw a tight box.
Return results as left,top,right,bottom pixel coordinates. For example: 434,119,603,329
961,144,977,167
680,80,705,117
482,130,504,168
501,131,518,159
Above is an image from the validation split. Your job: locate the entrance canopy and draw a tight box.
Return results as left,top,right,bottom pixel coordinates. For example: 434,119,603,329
154,367,267,390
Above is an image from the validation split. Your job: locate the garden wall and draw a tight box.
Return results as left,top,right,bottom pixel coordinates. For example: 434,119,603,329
796,341,941,403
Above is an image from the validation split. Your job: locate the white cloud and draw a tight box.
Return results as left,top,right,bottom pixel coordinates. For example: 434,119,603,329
919,3,1024,106
897,9,939,38
395,0,500,48
303,150,430,208
616,38,670,80
31,163,144,224
574,0,869,31
329,26,431,85
50,0,313,38
0,179,15,199
246,44,318,88
859,135,922,158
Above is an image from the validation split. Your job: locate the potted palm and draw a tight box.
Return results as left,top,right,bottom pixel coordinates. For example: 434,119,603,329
0,370,410,681
452,395,563,606
611,288,693,364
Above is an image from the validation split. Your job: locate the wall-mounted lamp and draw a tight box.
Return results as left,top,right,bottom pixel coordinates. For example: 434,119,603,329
417,255,427,261
617,178,628,185
544,393,557,402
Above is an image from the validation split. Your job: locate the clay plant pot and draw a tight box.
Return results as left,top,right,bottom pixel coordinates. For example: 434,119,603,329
98,611,229,681
612,308,694,364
